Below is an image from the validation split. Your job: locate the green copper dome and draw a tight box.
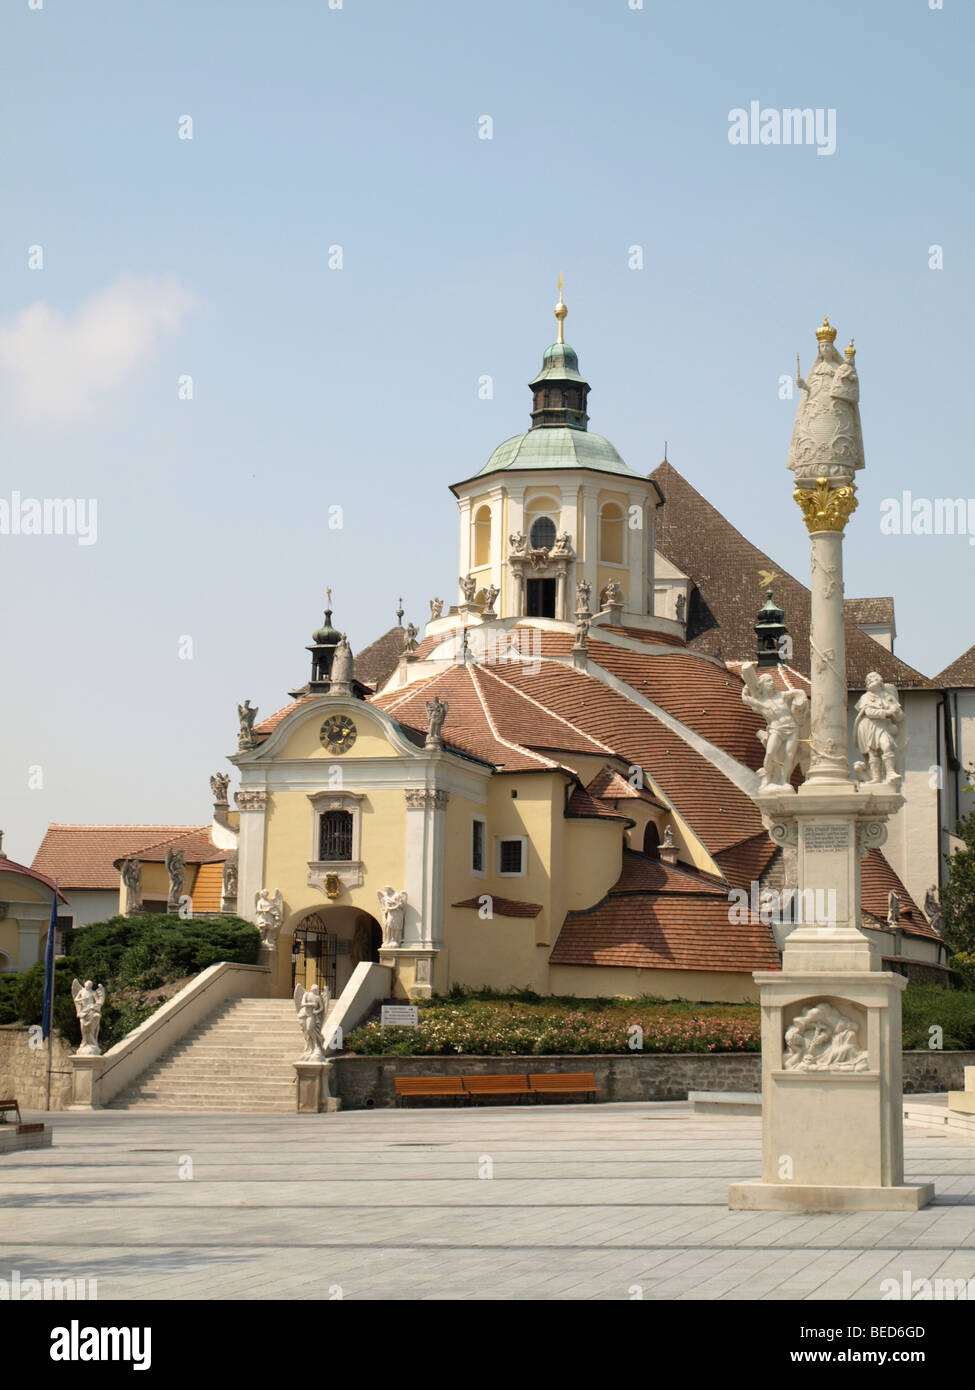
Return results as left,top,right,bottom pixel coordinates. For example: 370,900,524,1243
475,426,643,479
529,342,588,386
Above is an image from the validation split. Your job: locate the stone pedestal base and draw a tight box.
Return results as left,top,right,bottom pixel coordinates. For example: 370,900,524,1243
727,966,932,1213
378,947,438,999
729,1181,934,1212
294,1060,340,1114
68,1055,109,1110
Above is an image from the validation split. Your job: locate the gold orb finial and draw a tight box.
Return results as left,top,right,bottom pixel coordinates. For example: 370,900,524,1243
816,315,838,343
845,338,856,360
555,272,567,344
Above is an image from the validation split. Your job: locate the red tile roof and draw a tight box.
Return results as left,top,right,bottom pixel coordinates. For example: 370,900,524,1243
651,461,931,689
565,783,631,821
122,826,228,866
452,896,542,918
860,850,940,942
552,851,780,973
585,766,669,809
31,825,199,891
932,642,975,688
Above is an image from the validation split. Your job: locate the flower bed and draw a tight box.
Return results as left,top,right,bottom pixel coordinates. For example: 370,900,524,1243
344,993,762,1056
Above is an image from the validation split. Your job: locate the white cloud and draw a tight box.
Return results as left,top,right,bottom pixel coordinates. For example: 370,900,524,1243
0,274,197,421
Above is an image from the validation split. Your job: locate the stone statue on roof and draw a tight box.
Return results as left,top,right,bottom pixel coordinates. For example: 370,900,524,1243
430,597,444,620
403,622,419,653
237,700,258,750
165,848,185,910
330,634,354,693
460,574,477,603
425,695,448,749
210,772,230,804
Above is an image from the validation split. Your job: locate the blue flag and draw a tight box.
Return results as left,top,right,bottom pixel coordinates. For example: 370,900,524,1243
41,886,58,1041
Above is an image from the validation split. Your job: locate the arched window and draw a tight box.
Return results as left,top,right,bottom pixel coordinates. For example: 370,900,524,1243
600,503,625,564
643,821,660,858
319,809,353,861
473,505,492,567
529,515,556,550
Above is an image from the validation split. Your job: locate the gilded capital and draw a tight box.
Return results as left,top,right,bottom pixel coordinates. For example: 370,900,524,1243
793,478,858,534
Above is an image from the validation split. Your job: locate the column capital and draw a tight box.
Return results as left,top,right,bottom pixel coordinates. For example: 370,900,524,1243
793,478,858,534
404,788,450,811
235,789,268,811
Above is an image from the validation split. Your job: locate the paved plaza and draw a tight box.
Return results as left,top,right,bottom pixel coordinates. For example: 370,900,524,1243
3,1101,975,1301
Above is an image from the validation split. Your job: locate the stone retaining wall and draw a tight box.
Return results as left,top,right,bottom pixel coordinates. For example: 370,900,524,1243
0,1025,74,1111
333,1049,975,1109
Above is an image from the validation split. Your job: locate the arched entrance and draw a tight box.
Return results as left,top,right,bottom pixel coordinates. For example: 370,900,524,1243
289,906,384,998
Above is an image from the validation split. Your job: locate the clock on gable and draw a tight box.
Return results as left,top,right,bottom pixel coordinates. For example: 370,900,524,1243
320,715,357,755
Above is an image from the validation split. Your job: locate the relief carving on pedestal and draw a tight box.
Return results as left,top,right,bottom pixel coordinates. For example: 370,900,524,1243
783,1000,868,1073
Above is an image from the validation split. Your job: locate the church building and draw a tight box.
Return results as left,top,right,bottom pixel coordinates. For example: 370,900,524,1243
224,292,945,1004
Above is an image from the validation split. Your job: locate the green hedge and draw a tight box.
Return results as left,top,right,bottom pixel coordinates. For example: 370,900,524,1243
2,914,261,1050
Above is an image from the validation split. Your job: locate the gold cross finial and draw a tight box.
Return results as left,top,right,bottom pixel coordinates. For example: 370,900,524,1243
555,273,567,344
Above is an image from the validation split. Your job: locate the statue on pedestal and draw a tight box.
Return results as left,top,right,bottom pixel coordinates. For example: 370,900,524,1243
425,695,448,748
403,622,419,653
120,858,142,915
788,321,864,482
482,585,500,614
460,574,477,603
550,531,574,558
330,634,354,691
293,981,329,1061
430,598,444,620
71,979,106,1056
853,673,907,787
210,772,230,803
165,848,185,910
237,700,258,750
377,886,407,947
741,662,810,789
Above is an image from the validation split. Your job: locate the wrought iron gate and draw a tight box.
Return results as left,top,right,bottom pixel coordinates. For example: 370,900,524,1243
291,914,337,995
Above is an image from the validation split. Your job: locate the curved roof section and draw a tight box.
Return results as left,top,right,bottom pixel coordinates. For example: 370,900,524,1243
470,426,644,482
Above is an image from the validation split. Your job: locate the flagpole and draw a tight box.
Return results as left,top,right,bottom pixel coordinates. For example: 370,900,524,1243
44,879,58,1113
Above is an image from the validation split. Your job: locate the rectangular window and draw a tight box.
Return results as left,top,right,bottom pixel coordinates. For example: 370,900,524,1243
319,809,353,861
472,818,485,874
526,578,556,618
498,838,524,876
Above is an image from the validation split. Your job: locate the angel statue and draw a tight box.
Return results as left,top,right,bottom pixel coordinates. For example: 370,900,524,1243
377,886,407,947
293,981,329,1061
254,888,284,947
853,673,907,788
71,979,106,1056
210,772,230,803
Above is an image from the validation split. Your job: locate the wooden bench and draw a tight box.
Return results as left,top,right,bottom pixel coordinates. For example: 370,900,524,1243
0,1099,23,1126
394,1077,467,1107
529,1073,600,1101
462,1074,531,1103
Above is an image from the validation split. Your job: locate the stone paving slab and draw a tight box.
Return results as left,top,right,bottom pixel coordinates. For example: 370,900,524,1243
1,1102,973,1300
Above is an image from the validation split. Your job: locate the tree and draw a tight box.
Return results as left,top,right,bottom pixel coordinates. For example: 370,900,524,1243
941,770,975,955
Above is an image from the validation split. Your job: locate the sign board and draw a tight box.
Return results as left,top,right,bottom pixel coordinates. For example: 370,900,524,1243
381,1005,419,1029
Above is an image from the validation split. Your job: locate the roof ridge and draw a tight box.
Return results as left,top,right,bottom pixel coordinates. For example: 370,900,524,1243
125,824,210,857
376,664,453,712
474,660,619,756
467,664,557,769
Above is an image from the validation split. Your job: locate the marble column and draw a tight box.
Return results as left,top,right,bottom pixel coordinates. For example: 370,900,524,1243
728,321,932,1212
235,789,268,926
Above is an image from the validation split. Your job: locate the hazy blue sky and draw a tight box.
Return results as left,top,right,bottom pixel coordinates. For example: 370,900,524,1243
2,0,972,862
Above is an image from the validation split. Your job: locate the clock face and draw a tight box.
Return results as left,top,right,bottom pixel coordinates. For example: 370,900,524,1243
320,715,357,755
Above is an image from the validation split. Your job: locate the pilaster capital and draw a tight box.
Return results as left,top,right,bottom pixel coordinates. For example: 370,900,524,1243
404,788,450,811
235,789,268,812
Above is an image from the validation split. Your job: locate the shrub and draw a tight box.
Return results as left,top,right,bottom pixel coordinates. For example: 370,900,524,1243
902,982,975,1051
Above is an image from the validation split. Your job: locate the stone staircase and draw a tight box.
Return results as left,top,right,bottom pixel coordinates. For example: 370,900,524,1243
109,997,320,1113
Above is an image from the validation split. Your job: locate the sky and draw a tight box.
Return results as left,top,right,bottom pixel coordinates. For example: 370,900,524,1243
1,0,972,863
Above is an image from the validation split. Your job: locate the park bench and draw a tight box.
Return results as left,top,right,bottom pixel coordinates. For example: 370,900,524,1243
394,1077,467,1107
462,1074,531,1103
529,1072,600,1101
0,1099,23,1126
